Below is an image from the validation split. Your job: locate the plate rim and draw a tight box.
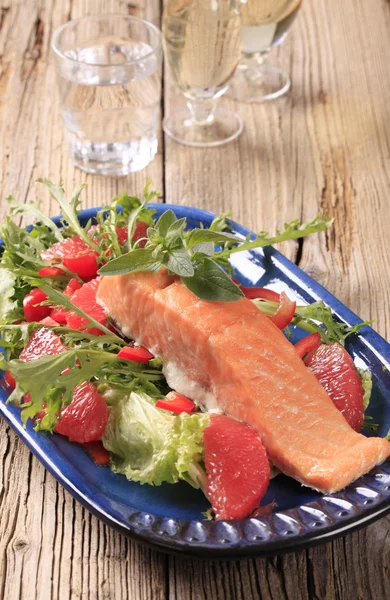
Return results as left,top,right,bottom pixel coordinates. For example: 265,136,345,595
1,202,389,559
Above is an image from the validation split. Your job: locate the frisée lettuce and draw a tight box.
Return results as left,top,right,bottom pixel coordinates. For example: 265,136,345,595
102,392,210,490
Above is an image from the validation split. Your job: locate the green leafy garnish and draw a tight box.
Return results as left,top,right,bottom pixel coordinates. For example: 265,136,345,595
102,392,209,489
37,179,99,252
251,297,371,345
362,416,379,432
358,369,373,410
7,195,64,242
0,348,118,428
99,205,332,303
217,214,334,258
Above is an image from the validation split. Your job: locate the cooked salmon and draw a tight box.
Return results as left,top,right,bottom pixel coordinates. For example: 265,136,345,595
97,271,390,494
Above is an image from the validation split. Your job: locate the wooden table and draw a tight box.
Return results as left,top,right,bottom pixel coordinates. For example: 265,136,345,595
1,0,390,598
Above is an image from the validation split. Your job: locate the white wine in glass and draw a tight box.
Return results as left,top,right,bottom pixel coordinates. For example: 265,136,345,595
231,0,303,103
163,0,243,147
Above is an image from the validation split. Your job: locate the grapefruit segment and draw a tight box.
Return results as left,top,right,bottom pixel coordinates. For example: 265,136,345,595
204,414,270,520
66,277,107,336
304,342,365,431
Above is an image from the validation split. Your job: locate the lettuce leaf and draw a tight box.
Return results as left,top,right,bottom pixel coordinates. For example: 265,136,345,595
102,392,209,489
358,368,373,410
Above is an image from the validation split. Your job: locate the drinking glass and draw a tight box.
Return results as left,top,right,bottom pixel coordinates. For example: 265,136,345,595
230,0,303,103
162,0,243,147
52,15,162,176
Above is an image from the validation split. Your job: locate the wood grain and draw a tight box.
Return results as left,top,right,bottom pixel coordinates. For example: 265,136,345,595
1,0,390,598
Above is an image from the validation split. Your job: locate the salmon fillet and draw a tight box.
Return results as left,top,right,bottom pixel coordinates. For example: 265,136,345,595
97,271,390,493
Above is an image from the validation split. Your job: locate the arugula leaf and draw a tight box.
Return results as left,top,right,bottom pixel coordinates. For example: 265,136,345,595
38,179,99,252
143,180,159,204
219,215,333,258
182,258,244,302
251,297,371,345
7,196,64,242
1,348,119,428
98,248,163,277
32,280,124,343
0,323,35,360
209,211,233,232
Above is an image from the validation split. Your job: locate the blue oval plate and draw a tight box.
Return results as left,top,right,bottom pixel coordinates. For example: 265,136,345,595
1,204,390,559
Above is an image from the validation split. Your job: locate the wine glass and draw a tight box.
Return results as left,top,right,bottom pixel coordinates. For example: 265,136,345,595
230,0,303,103
162,0,243,147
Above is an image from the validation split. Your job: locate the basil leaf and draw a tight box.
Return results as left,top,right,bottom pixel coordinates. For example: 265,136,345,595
165,217,187,244
98,248,163,277
185,229,239,249
191,241,214,256
156,210,177,238
165,248,194,277
182,258,244,302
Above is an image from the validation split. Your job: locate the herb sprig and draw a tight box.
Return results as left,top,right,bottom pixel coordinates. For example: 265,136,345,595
99,207,332,302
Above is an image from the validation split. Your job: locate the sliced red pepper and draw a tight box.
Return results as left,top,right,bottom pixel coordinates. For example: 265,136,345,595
268,292,296,330
4,370,16,389
156,391,196,414
38,266,65,277
118,345,154,362
132,221,149,248
240,286,281,302
294,332,322,359
81,441,110,466
23,288,51,322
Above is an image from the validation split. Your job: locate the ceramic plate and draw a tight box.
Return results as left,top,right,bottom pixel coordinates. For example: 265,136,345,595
1,204,390,559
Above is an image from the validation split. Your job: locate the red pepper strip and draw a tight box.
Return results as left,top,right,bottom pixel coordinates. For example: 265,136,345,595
81,441,110,466
269,292,296,329
118,345,154,362
4,370,16,389
38,267,64,277
294,332,322,359
156,391,196,414
240,286,281,302
23,288,51,322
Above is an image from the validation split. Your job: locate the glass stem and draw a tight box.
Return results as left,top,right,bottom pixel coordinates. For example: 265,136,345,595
186,98,216,126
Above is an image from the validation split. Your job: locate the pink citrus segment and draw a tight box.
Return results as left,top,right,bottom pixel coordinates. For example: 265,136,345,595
41,236,99,280
54,382,109,443
204,414,270,520
304,342,365,432
19,327,66,362
66,277,107,336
